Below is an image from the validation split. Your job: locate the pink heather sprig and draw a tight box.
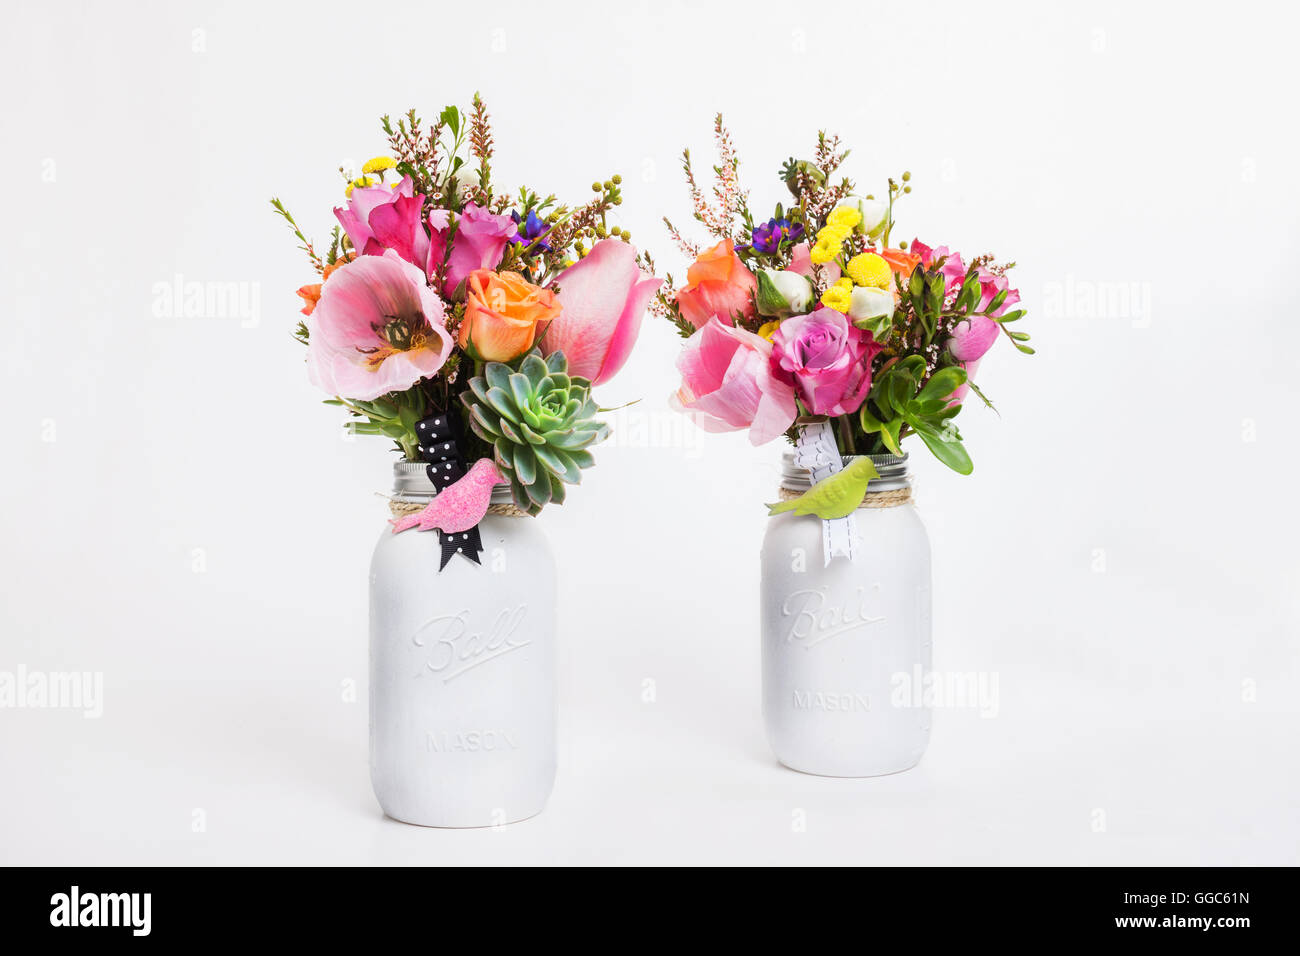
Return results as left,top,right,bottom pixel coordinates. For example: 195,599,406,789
710,114,747,239
662,216,700,259
680,115,749,243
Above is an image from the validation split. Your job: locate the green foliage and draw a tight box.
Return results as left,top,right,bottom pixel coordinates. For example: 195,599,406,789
326,390,428,460
462,351,609,516
860,357,972,475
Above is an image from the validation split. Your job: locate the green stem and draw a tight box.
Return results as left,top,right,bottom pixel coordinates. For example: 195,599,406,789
837,414,855,456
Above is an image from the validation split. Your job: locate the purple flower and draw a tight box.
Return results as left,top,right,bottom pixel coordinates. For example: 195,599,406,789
748,217,804,255
509,209,552,252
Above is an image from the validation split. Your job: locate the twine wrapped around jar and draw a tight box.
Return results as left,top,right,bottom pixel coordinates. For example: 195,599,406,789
775,485,912,509
387,499,530,519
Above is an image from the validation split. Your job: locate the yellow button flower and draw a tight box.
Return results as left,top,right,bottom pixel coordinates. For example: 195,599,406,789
826,206,862,232
362,156,398,175
344,175,378,197
846,252,892,289
816,224,849,244
809,235,841,264
820,282,853,313
757,319,782,341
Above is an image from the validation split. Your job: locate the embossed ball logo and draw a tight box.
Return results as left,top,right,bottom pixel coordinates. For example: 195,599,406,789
412,605,530,681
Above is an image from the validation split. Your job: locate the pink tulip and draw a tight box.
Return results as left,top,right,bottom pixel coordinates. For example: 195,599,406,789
670,317,797,445
334,176,430,270
305,250,453,401
770,307,880,417
541,239,662,385
909,239,966,292
427,202,517,297
948,268,1019,367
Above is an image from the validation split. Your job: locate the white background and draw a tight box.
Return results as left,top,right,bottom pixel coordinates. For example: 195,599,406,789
2,0,1297,865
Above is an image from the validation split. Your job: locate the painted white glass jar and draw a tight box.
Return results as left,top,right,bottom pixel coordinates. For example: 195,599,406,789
369,460,556,827
760,452,931,777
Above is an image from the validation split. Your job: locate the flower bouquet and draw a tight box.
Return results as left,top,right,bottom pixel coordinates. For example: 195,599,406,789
273,95,659,826
659,116,1030,480
658,117,1031,776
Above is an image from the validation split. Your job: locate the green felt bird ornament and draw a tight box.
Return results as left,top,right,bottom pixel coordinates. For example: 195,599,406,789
766,457,880,519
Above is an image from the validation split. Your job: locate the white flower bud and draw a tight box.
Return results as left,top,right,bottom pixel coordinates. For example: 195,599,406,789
838,197,888,239
848,285,894,323
759,268,814,314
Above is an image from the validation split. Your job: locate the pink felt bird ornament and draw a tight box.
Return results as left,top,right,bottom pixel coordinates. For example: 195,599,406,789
389,457,505,534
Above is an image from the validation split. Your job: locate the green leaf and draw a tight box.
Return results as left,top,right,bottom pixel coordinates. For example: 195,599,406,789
880,417,903,456
896,354,926,382
440,105,460,137
917,366,967,404
889,371,913,412
512,445,537,486
909,398,948,418
854,312,893,341
483,386,519,421
520,353,549,386
1014,342,1036,354
859,403,885,433
485,362,512,393
956,272,981,312
912,421,974,475
994,309,1025,323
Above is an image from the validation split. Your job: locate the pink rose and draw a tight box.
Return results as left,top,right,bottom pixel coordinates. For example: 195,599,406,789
670,317,796,445
770,307,880,417
674,239,757,328
428,202,517,297
543,239,662,385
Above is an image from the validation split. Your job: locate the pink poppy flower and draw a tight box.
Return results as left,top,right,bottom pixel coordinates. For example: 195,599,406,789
305,250,453,401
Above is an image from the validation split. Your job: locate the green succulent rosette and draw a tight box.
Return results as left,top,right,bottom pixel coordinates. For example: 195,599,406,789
461,350,609,516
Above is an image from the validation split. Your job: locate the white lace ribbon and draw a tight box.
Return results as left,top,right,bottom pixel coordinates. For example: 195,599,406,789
793,420,859,566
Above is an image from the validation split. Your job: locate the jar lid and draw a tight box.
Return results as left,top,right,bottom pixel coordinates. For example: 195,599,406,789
391,459,516,505
779,450,910,492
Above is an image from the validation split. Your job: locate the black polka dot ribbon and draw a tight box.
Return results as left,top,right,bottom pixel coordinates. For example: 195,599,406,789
415,412,484,571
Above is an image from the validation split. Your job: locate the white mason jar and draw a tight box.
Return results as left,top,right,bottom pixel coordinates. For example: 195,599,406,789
760,452,932,776
369,460,557,827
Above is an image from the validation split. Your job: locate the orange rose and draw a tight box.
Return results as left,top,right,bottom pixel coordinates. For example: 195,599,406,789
674,238,757,329
296,255,354,316
459,269,562,362
877,247,922,277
